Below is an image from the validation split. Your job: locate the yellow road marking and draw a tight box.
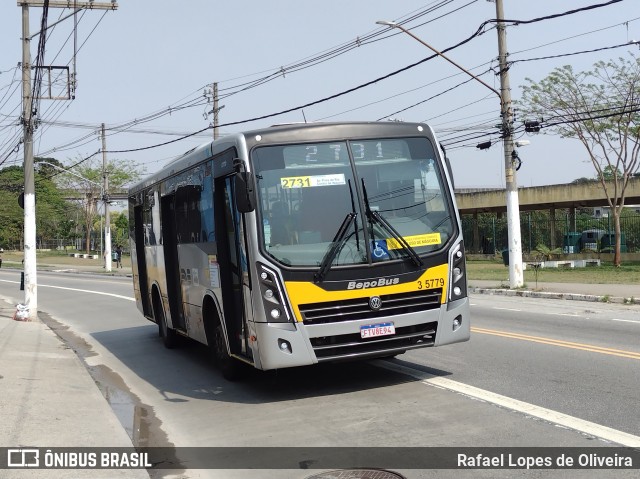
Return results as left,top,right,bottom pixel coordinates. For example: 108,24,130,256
471,327,640,360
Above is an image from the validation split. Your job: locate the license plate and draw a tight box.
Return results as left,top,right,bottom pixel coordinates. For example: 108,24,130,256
360,322,395,339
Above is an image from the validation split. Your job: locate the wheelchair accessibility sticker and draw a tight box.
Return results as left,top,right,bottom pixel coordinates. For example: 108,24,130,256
371,240,390,260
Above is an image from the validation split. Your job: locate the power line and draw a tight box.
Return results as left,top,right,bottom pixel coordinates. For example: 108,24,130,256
377,76,477,120
3,0,628,163
511,41,640,65
496,0,624,26
104,15,494,154
510,16,640,57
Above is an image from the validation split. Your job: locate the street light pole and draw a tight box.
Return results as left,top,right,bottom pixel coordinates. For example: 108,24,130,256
376,15,524,288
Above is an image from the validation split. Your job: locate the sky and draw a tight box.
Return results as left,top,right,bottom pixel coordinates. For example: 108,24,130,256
0,0,638,189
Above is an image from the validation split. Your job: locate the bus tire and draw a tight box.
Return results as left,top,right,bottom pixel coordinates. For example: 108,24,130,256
153,291,178,349
203,299,244,380
213,319,244,381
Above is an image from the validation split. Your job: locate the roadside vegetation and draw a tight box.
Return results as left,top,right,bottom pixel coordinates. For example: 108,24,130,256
0,249,129,269
467,259,640,284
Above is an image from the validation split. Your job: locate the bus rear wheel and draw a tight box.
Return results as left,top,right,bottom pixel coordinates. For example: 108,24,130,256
153,292,178,349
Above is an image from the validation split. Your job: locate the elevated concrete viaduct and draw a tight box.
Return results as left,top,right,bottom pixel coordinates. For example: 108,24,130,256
455,178,640,252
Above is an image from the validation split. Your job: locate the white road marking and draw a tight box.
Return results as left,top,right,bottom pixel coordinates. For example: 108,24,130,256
611,318,640,324
0,279,135,301
493,307,521,312
374,360,640,448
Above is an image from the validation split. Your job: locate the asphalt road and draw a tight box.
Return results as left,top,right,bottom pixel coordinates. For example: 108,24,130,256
403,294,640,436
1,269,639,479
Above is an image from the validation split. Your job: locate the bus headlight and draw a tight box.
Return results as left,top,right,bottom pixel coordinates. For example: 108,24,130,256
258,263,293,323
449,243,468,300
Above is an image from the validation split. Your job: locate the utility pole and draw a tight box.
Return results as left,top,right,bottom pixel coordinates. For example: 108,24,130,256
102,123,111,272
213,82,222,140
21,3,37,320
495,0,524,288
18,1,118,320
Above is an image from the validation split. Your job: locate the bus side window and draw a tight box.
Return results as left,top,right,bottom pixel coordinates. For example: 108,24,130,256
200,175,215,242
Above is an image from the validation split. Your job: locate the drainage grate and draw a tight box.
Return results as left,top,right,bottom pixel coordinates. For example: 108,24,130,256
305,469,406,479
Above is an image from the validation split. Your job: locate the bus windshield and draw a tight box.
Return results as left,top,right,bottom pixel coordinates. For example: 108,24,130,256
252,137,454,267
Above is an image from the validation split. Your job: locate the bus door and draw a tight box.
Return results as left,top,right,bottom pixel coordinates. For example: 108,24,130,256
214,175,250,358
133,204,151,317
161,194,186,331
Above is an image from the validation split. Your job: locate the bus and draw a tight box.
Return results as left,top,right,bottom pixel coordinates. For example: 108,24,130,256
128,122,470,379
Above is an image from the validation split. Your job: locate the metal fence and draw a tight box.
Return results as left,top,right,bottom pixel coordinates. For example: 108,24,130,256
1,235,101,252
462,213,640,254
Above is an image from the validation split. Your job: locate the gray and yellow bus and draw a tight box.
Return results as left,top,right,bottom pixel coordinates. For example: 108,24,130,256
129,122,469,379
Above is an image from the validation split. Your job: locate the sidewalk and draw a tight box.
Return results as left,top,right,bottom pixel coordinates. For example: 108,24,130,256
0,296,148,478
469,279,639,305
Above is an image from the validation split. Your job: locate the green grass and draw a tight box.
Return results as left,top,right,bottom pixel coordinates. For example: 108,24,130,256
467,260,640,284
0,250,129,268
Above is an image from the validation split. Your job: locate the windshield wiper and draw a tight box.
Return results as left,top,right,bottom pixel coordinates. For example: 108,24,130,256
361,179,423,267
314,212,356,283
348,179,361,252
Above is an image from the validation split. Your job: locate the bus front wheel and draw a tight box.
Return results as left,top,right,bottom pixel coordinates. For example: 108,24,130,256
153,292,178,349
211,318,243,381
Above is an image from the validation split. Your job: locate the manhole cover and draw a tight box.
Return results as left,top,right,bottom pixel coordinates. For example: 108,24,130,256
305,469,405,479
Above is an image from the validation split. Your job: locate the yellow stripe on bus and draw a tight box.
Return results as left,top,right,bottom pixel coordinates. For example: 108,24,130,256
284,263,449,323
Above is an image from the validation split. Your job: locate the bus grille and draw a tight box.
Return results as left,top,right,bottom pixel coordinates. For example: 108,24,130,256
299,288,442,325
309,321,437,361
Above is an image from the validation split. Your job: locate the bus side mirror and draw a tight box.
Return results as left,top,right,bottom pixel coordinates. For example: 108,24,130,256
233,159,256,213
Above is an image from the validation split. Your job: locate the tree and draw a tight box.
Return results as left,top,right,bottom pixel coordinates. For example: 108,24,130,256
113,211,129,246
0,163,70,249
519,55,640,266
55,157,142,253
0,166,26,249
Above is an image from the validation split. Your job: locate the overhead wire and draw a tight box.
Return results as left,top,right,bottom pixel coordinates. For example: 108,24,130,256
34,10,108,152
510,15,640,57
510,41,640,65
215,0,472,100
377,76,478,121
104,7,495,154
314,8,637,129
3,0,631,164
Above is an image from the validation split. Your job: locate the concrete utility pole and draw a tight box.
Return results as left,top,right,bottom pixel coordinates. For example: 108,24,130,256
213,82,220,140
102,123,111,272
21,3,37,320
211,82,225,140
18,0,118,320
495,0,524,288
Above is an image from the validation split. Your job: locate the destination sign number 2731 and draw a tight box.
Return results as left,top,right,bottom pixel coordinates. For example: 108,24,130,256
416,278,445,290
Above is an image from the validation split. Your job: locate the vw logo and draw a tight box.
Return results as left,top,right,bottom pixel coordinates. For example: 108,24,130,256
369,296,382,311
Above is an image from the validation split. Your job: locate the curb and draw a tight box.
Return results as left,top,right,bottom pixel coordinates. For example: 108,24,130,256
469,286,639,305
